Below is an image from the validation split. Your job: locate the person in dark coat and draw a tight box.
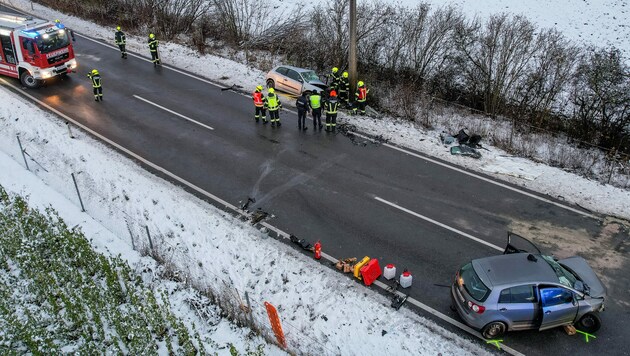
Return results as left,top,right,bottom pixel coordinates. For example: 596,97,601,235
295,92,310,130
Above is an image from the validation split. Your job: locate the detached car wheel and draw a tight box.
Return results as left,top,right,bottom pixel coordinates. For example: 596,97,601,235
576,313,601,333
20,71,41,89
481,321,507,339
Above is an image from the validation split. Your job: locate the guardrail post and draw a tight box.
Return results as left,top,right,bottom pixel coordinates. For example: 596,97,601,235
145,225,153,250
71,173,85,212
16,135,29,171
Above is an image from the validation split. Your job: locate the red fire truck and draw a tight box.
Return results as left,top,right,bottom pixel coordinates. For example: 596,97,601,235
0,11,77,88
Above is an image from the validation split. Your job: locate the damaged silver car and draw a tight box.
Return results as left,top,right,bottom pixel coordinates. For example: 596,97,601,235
451,232,606,339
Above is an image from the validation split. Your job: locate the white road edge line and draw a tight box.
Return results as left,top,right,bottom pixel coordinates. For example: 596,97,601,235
75,33,224,89
0,77,525,356
133,95,214,131
372,280,525,356
374,196,504,252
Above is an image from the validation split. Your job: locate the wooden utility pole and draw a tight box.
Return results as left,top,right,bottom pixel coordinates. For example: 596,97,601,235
349,0,357,97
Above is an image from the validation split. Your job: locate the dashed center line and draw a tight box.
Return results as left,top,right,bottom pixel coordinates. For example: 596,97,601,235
133,95,214,131
374,196,504,252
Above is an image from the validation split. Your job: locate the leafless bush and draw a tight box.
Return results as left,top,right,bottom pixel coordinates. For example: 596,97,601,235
570,47,630,149
382,5,462,90
152,0,210,38
208,0,307,46
454,14,537,117
512,29,579,127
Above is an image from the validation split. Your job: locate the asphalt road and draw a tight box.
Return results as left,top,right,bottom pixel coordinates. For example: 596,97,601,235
2,11,629,355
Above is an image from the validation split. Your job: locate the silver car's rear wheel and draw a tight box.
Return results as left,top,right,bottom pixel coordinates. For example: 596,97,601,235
266,79,275,89
481,321,506,339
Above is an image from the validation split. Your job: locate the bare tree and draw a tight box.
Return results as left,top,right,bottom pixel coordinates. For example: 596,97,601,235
209,0,306,45
309,0,350,71
402,5,463,89
454,14,537,117
152,0,210,38
513,29,579,127
571,47,630,148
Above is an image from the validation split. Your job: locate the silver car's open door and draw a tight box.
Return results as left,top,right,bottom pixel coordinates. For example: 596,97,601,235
504,231,542,255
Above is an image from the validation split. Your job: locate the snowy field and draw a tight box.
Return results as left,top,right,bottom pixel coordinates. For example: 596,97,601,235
1,0,630,354
282,0,630,58
416,0,630,57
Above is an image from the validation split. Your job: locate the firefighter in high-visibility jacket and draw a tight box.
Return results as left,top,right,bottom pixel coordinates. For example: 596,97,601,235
87,69,103,101
353,81,369,115
329,67,340,91
115,26,127,58
310,89,323,130
252,85,268,123
338,72,350,106
148,33,160,66
325,90,339,132
265,88,282,127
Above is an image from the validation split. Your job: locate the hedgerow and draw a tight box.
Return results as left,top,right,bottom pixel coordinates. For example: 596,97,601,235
0,186,206,354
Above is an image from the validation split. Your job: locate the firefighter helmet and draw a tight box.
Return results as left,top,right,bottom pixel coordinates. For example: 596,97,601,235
149,33,155,39
332,67,338,73
256,85,263,91
268,87,275,94
312,89,318,94
343,72,348,78
330,90,337,97
358,81,364,87
91,69,99,75
55,19,60,23
116,26,121,31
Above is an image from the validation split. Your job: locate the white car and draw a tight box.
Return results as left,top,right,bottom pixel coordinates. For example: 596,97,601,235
265,65,328,96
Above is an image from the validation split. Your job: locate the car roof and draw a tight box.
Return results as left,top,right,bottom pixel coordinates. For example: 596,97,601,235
472,253,559,288
275,65,314,73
